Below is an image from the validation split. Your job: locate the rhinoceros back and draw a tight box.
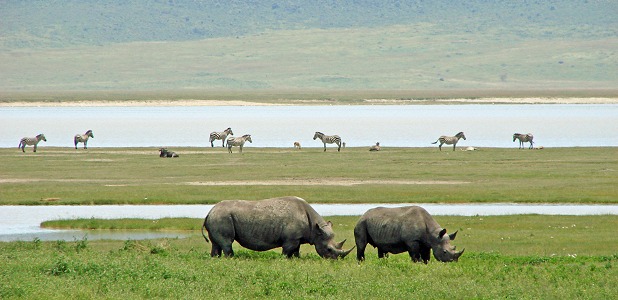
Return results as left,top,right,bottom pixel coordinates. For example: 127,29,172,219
205,196,318,251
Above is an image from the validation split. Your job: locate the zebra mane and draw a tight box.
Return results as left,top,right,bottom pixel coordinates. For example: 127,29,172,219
456,132,464,136
315,131,323,135
242,134,251,137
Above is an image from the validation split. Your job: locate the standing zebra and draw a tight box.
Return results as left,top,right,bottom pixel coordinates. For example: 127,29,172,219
432,132,466,151
18,134,47,152
210,127,234,147
313,132,342,152
227,134,252,153
513,133,534,149
74,130,94,149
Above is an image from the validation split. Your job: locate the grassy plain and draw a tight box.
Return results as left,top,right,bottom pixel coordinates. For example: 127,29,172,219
2,146,618,299
1,146,616,205
1,215,616,299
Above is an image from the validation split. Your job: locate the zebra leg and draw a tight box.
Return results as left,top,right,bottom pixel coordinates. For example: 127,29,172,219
438,143,443,151
323,143,327,152
337,142,341,152
221,140,225,148
239,145,243,153
84,141,88,149
33,144,37,152
452,143,457,151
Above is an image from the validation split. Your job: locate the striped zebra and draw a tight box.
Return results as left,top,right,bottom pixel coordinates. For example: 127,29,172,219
513,133,534,149
74,130,94,149
313,132,342,152
432,132,466,151
227,134,252,153
369,142,381,151
210,127,234,147
18,134,47,152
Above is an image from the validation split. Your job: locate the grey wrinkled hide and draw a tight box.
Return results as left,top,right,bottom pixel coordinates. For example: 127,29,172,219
354,206,464,263
202,196,353,259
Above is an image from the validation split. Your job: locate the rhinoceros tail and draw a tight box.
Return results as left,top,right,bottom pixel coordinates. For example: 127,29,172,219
201,218,210,243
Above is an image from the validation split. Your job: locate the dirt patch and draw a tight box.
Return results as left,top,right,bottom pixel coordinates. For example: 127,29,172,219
185,179,468,186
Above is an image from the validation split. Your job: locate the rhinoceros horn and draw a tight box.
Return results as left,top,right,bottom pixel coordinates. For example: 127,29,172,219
337,246,355,259
454,248,465,261
335,239,347,249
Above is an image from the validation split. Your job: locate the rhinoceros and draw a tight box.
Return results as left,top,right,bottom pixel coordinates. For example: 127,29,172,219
201,196,354,259
354,206,464,263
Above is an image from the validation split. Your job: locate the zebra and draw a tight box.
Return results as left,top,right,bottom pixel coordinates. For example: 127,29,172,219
513,133,534,149
227,134,252,153
294,141,302,150
432,132,466,151
313,132,342,152
18,134,47,152
74,130,94,149
369,142,381,151
210,127,234,147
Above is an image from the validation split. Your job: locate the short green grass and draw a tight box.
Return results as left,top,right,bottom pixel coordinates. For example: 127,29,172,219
3,215,617,299
1,147,616,205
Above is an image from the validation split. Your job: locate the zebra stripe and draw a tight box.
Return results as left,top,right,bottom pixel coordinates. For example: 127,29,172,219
432,132,466,151
18,134,47,152
210,127,234,147
313,131,342,152
74,130,94,149
227,134,252,153
513,133,534,149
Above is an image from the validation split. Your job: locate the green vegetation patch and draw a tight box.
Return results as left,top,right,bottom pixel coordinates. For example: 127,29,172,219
1,147,616,205
2,215,617,299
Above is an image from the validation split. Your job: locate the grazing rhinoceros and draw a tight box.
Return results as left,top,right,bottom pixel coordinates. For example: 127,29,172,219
354,206,464,263
202,196,354,259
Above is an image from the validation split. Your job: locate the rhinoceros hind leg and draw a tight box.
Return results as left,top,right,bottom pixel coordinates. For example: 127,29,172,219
210,244,222,257
378,249,389,258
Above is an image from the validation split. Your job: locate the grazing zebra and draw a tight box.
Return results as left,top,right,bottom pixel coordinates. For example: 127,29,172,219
294,141,302,150
369,142,381,151
74,130,94,149
432,132,466,151
159,148,179,157
18,134,47,152
513,133,534,149
210,127,234,147
227,134,252,153
313,132,342,152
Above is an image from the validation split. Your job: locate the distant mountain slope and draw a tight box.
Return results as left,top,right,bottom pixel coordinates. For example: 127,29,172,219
1,1,617,93
2,0,615,48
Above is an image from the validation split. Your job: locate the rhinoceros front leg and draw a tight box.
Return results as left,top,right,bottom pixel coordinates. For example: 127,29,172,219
282,241,301,258
419,246,431,264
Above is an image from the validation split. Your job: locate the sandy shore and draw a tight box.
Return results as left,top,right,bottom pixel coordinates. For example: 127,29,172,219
1,97,617,107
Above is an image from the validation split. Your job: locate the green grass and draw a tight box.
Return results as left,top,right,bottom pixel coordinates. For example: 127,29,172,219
3,215,617,299
1,147,617,205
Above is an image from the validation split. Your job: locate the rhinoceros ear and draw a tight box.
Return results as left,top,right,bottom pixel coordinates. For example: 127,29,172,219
438,228,447,239
327,221,333,227
449,230,458,241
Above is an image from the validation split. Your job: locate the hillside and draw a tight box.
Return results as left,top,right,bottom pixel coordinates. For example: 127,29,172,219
1,0,617,95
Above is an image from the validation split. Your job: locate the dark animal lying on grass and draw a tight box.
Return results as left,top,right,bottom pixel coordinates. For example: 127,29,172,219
202,196,354,259
159,148,179,157
354,205,464,263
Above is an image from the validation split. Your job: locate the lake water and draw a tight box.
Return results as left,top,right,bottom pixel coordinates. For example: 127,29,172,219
1,104,617,148
1,204,617,241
